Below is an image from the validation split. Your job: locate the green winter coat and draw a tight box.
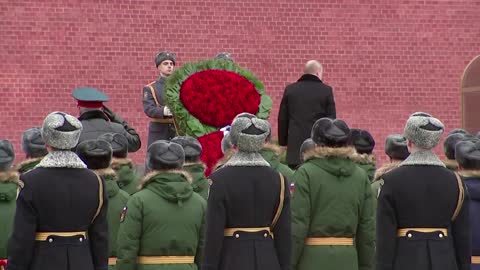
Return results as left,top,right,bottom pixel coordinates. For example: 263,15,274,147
15,158,42,174
116,170,206,270
96,169,130,269
354,153,376,182
291,147,375,270
0,171,21,259
112,158,140,195
183,163,209,201
260,143,295,182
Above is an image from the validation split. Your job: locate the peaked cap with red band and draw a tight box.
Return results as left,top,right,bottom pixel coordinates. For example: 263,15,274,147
72,87,109,108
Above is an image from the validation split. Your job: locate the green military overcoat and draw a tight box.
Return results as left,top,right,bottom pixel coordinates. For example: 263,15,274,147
0,171,21,259
116,170,206,270
112,158,140,195
291,147,375,270
183,163,209,201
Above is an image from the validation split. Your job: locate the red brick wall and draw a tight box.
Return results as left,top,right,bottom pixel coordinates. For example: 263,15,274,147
1,0,479,165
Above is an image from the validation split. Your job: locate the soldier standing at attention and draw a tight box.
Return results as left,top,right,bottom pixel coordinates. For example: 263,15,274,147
16,127,48,174
73,87,141,152
116,140,206,270
0,140,20,270
291,118,375,270
349,128,376,182
76,139,130,269
376,112,471,270
202,113,291,270
143,51,177,146
7,112,109,270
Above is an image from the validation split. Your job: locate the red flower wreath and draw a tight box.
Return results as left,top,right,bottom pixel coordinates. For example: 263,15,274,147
180,70,261,127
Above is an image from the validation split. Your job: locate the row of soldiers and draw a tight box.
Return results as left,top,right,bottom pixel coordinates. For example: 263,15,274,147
0,111,479,270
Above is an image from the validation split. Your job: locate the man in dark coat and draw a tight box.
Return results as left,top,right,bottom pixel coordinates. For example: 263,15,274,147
143,51,177,147
376,112,471,270
73,87,141,152
7,112,109,270
278,60,336,168
455,139,480,270
202,113,291,270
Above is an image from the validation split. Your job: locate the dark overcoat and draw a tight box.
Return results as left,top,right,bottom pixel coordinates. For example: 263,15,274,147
376,164,471,270
7,153,109,270
278,74,336,166
202,166,291,270
78,110,141,152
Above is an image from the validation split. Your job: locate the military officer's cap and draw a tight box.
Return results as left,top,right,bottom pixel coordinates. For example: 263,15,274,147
443,133,469,160
76,139,113,170
98,133,128,158
300,138,316,161
72,87,109,108
155,51,176,67
42,112,83,150
214,52,234,62
230,113,270,152
385,134,410,160
455,139,480,170
171,136,202,162
0,140,15,171
22,127,48,158
147,140,185,170
404,112,444,150
349,128,375,154
311,118,350,147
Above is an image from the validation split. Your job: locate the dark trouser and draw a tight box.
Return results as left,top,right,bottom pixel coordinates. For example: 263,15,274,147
147,122,176,147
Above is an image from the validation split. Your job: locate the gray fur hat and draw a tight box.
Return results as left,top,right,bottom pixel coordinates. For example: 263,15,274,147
229,113,270,152
155,51,176,67
147,140,185,170
455,139,480,170
311,118,350,147
404,112,444,150
97,133,128,158
42,112,83,150
214,52,234,62
22,127,48,158
221,132,233,154
171,136,202,162
385,134,410,160
76,139,113,170
0,140,15,171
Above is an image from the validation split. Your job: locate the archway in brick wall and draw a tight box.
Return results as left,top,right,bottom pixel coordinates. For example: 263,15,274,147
461,55,480,134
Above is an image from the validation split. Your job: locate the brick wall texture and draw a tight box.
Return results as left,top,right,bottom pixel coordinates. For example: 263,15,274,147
1,0,480,165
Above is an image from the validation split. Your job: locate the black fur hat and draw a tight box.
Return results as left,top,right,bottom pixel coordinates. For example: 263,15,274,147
349,129,375,154
311,118,350,147
455,140,480,170
22,127,48,158
385,134,410,160
299,138,316,161
448,128,470,136
171,136,202,162
76,139,113,170
147,140,185,170
97,133,128,158
443,133,467,160
0,140,15,171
